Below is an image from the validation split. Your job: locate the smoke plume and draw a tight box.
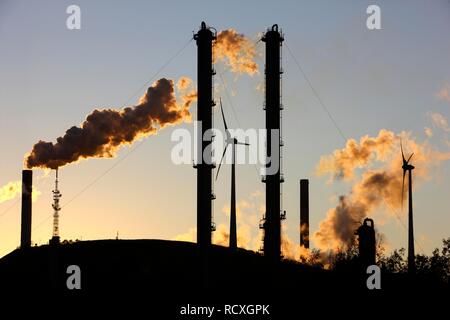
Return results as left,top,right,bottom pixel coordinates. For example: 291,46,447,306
173,191,264,251
176,77,193,91
173,190,316,263
313,130,450,252
316,129,396,181
26,78,196,169
215,29,259,76
0,181,41,203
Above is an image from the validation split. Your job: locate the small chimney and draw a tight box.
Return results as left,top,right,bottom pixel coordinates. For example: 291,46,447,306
355,218,376,268
20,170,32,248
300,179,309,249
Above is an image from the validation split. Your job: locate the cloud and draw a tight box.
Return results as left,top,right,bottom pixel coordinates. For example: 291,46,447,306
436,83,450,102
0,181,41,204
424,127,433,138
429,112,450,132
316,129,396,181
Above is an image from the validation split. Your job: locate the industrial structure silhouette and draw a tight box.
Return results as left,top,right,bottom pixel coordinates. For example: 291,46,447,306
0,22,445,301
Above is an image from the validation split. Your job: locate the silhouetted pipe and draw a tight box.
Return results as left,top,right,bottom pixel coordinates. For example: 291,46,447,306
21,170,32,248
194,22,215,248
300,179,309,249
262,24,284,261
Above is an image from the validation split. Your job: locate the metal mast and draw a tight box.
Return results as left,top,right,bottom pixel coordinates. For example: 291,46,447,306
51,168,61,244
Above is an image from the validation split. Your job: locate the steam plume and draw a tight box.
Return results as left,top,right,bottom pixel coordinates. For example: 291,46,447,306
26,78,196,169
215,29,259,76
0,181,41,203
176,76,193,91
313,130,450,252
0,181,21,204
173,190,313,263
174,191,264,251
316,129,396,181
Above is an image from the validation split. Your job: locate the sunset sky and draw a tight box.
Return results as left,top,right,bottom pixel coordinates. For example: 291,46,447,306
1,0,450,258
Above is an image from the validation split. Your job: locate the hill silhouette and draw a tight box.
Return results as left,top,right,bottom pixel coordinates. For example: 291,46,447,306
0,238,448,315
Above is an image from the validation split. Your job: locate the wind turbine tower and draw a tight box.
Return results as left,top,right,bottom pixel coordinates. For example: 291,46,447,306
401,142,416,274
216,99,249,250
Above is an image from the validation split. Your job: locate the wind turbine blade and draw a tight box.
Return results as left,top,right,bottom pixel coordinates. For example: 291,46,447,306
402,169,406,212
407,153,414,163
215,145,229,180
236,141,250,146
400,139,406,163
219,98,228,131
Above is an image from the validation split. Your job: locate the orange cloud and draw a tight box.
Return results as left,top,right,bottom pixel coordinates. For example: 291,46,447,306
436,83,450,102
316,129,396,181
0,180,41,204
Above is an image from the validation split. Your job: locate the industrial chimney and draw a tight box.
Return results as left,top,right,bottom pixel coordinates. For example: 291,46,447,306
20,169,32,248
261,24,285,261
355,218,376,268
300,179,309,249
194,22,216,248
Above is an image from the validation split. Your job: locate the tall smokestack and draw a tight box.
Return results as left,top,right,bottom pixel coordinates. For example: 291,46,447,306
300,179,309,249
262,24,284,260
20,170,32,248
194,22,216,248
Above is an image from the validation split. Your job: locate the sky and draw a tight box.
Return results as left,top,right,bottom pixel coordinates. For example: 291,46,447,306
1,0,450,258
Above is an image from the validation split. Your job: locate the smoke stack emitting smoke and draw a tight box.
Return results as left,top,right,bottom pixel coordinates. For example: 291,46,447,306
314,129,450,252
25,29,258,170
25,78,196,169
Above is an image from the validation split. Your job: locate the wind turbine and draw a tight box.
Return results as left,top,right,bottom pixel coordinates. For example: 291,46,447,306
401,141,416,274
216,98,249,250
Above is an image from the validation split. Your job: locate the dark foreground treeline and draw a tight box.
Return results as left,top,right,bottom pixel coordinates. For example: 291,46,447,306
320,237,450,289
